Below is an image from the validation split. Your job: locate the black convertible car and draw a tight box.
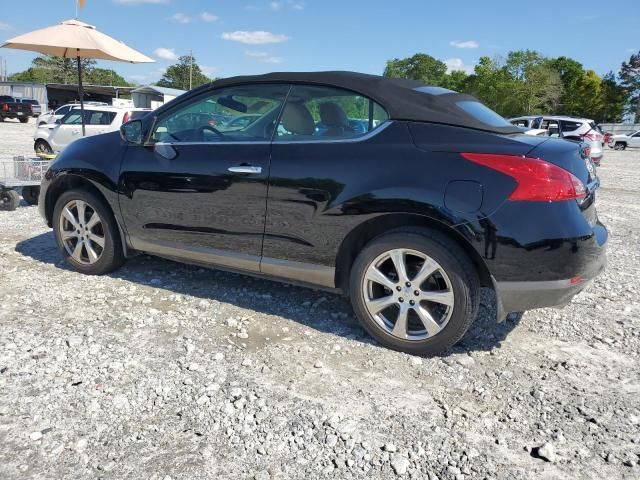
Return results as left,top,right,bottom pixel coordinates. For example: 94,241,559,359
39,71,607,355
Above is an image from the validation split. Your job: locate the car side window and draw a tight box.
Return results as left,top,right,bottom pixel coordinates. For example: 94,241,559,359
87,111,116,125
61,110,84,125
274,85,389,141
56,106,71,116
541,119,560,137
153,84,290,143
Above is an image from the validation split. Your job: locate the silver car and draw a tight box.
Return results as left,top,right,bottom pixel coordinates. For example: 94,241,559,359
34,106,151,154
509,115,604,165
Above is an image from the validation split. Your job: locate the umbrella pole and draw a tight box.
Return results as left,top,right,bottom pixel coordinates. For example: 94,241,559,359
76,54,85,136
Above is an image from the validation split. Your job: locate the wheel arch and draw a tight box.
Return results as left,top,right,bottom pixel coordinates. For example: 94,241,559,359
44,173,132,256
334,213,492,295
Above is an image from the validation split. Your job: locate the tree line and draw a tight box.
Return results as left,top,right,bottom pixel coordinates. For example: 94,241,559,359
384,50,640,123
9,55,132,87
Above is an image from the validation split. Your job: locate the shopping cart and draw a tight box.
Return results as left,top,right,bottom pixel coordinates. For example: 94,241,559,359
0,156,53,211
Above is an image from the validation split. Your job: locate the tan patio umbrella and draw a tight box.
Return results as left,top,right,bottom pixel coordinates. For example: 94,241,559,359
1,19,154,135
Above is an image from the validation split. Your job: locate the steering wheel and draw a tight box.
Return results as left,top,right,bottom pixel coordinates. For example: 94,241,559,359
198,124,224,139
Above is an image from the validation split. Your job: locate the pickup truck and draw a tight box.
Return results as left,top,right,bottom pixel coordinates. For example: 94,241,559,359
0,95,32,123
608,130,640,150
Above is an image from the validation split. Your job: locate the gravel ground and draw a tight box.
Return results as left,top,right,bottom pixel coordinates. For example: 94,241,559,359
1,119,639,480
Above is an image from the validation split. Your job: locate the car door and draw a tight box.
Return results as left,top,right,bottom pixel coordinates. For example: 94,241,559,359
630,131,640,148
119,83,290,272
263,84,391,286
51,109,84,148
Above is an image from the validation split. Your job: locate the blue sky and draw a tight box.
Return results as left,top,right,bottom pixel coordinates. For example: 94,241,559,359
1,0,638,85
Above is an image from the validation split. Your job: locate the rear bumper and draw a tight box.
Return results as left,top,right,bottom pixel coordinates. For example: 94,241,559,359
492,222,607,320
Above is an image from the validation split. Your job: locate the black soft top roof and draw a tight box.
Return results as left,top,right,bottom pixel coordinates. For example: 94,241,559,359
205,71,521,134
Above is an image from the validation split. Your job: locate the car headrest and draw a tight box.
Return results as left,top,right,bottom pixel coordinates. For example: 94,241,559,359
281,102,315,135
319,102,349,128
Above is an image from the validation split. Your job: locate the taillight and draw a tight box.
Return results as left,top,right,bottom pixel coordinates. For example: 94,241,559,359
2,104,7,111
123,112,130,123
461,153,587,202
580,132,601,142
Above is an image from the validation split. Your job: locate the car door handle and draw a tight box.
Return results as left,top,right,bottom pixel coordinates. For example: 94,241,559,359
228,166,262,174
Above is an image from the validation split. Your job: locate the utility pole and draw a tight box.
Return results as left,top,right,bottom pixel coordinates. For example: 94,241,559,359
189,50,193,90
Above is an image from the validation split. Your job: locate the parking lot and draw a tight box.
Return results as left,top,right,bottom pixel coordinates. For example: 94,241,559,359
0,118,638,479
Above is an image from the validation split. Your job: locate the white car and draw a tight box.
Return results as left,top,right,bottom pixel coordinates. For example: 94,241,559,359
34,106,151,154
608,130,640,150
509,115,604,165
36,102,109,126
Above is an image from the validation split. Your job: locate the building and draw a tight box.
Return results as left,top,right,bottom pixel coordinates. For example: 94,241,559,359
0,81,134,109
0,81,186,111
131,85,186,109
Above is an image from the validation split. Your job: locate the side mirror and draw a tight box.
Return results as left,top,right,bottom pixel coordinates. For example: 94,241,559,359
120,119,143,144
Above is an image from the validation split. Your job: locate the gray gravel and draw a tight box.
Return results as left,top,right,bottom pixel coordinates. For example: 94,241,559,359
1,120,639,479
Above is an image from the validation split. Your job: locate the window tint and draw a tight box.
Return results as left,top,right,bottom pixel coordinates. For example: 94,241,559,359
275,85,388,141
511,119,530,127
56,106,72,115
560,120,582,132
456,100,512,128
87,111,116,125
153,84,290,143
62,110,83,125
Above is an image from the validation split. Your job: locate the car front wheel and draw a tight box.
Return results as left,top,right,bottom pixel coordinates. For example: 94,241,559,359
349,229,479,356
614,142,626,151
53,189,125,275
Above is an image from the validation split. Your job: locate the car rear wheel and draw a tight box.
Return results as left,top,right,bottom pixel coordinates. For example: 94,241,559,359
349,229,479,356
19,117,29,124
53,190,125,275
21,186,40,206
0,189,20,211
614,142,626,151
34,139,53,155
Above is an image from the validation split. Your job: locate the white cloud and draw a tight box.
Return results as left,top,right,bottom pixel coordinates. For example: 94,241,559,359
0,21,11,31
444,58,474,74
170,13,190,24
269,0,304,10
113,0,169,5
201,12,218,22
221,31,289,44
245,51,283,64
449,40,479,49
154,47,178,61
200,65,219,76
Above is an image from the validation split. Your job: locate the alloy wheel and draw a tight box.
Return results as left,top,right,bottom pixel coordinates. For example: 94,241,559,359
362,248,454,341
58,199,106,265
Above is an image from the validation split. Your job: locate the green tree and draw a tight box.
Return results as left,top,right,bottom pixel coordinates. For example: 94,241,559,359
31,55,96,83
84,68,131,86
548,56,584,115
597,72,627,122
441,70,469,92
619,50,640,118
383,53,448,85
465,56,517,114
504,50,562,115
156,55,211,90
570,70,602,119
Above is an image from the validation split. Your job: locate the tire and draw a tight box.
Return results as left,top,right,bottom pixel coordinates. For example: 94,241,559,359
349,228,480,356
21,186,40,206
34,139,53,155
52,189,125,275
19,117,29,124
0,116,4,122
614,142,626,151
38,122,47,126
0,189,21,211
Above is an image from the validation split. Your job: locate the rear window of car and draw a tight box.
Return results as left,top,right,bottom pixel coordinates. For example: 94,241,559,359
560,120,582,132
456,100,513,128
